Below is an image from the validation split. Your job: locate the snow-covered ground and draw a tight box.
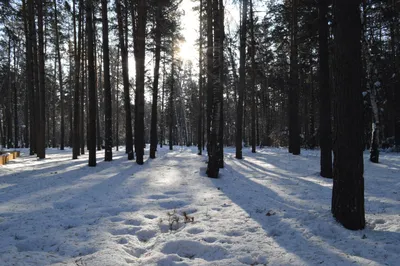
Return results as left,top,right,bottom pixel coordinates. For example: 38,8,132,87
0,146,399,266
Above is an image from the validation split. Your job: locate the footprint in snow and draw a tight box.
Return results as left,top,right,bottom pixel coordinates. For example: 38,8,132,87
164,191,181,195
109,217,124,223
159,200,188,209
224,230,243,237
187,227,204,234
144,214,157,220
147,194,169,200
202,236,217,243
110,227,141,236
117,237,129,244
124,219,142,226
136,229,157,242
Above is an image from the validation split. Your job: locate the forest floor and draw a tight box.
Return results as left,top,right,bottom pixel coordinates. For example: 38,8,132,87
0,146,399,266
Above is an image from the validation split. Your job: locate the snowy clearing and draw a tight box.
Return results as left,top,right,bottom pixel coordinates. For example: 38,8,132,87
0,146,399,266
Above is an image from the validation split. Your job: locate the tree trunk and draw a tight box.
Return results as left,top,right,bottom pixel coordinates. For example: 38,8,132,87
54,0,64,150
331,0,365,230
150,1,162,159
73,0,82,159
116,0,134,160
289,0,300,155
250,0,256,153
87,0,96,166
36,0,46,158
169,39,175,151
197,0,203,156
235,0,247,159
206,0,213,155
319,0,332,177
135,0,147,165
102,0,112,161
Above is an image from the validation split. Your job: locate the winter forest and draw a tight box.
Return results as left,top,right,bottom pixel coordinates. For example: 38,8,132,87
0,0,400,265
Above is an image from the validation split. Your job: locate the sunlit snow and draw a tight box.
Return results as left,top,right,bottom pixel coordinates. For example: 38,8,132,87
0,146,399,265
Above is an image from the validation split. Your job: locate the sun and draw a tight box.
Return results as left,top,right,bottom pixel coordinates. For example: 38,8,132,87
177,40,198,62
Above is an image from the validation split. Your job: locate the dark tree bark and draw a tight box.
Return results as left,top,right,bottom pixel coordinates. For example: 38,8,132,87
36,0,46,158
22,0,33,151
197,0,203,155
207,0,222,177
331,0,365,230
236,0,247,159
87,0,96,166
250,0,256,153
116,0,133,160
81,29,86,155
102,0,112,161
218,0,224,168
206,0,213,155
319,0,332,177
169,41,175,151
160,55,166,149
13,45,18,148
289,0,300,155
54,0,64,150
150,1,162,159
135,0,147,165
73,0,82,159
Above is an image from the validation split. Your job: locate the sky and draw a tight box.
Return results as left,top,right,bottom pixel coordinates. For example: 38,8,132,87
179,0,199,62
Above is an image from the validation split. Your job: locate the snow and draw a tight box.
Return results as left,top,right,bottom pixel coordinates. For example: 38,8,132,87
0,146,399,265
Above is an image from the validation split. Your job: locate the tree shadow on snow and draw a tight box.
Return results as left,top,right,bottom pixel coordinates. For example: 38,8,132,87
211,148,400,265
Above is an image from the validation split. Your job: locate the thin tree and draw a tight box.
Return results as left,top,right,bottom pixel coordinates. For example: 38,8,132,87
331,0,365,230
250,0,256,153
319,0,332,177
116,0,134,160
169,38,175,151
197,0,203,155
135,0,147,164
102,0,112,161
87,0,96,166
54,0,65,150
36,0,46,158
150,1,162,159
235,0,247,159
206,0,213,154
73,0,82,159
289,0,300,155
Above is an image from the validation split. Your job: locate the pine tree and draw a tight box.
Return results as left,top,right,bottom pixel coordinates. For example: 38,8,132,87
331,0,365,230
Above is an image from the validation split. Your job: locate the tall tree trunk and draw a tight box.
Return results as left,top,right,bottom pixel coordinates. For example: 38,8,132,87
207,0,222,177
36,0,46,158
218,0,224,168
81,28,86,155
116,0,134,160
289,0,300,155
54,0,64,150
150,1,162,159
73,0,82,159
135,0,147,164
235,0,247,159
250,0,256,153
102,0,112,161
13,44,19,148
87,0,96,166
22,0,31,149
319,0,332,177
160,54,166,148
197,0,203,155
169,39,175,151
206,0,213,155
331,0,365,230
